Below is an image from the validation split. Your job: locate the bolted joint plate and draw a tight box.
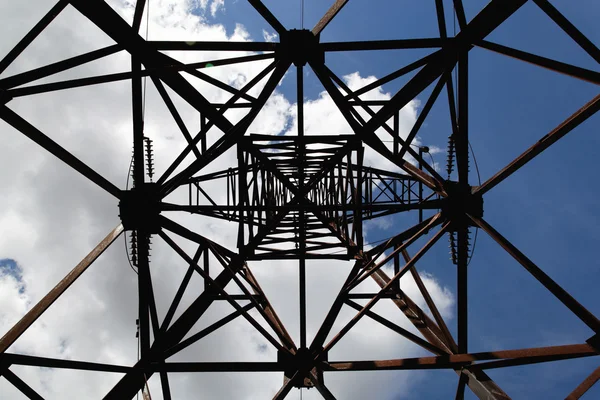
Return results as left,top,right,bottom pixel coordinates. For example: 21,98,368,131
279,29,324,67
118,183,161,233
587,333,600,352
441,181,483,230
278,348,326,388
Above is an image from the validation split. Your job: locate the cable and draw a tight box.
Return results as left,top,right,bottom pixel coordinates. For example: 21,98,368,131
427,151,435,170
301,0,304,29
466,140,481,267
468,140,481,186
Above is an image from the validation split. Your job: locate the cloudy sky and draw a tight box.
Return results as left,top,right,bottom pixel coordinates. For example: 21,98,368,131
0,0,599,399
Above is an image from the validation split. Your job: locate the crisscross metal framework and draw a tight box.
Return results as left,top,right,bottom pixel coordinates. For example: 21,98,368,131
0,0,599,398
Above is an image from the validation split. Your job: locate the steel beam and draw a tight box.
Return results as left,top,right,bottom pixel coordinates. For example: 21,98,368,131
0,224,123,354
566,366,600,400
2,369,44,400
0,0,68,75
312,0,349,36
0,106,122,199
247,0,286,35
475,40,600,85
475,94,600,196
2,353,132,373
0,44,122,89
469,216,600,333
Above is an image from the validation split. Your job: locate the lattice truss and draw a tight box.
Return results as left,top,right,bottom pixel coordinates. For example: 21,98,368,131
0,0,599,398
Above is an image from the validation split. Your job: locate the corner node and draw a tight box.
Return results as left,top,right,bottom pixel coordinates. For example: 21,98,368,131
278,347,326,388
441,181,483,230
118,183,161,233
280,29,324,67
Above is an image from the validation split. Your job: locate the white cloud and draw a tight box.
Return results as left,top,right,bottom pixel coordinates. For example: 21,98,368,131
209,0,225,17
262,29,278,43
0,1,453,399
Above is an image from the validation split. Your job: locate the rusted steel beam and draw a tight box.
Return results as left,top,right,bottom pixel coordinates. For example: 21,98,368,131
405,252,457,353
533,0,600,64
312,0,349,36
132,212,291,376
0,224,124,354
566,366,600,400
273,372,297,400
370,268,512,399
323,223,449,353
309,260,363,352
370,268,456,354
0,106,122,199
474,94,600,196
163,303,255,358
207,244,297,352
244,266,297,352
324,344,597,371
159,231,284,352
345,299,446,355
469,215,600,333
346,214,442,291
312,379,337,400
475,40,600,85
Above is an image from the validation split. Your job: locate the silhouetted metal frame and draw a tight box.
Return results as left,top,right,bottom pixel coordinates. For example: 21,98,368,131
0,0,598,399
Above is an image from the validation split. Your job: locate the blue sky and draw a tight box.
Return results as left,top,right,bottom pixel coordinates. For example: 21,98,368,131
204,1,600,398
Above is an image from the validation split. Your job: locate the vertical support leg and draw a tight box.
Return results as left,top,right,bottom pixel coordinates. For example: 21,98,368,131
297,65,307,349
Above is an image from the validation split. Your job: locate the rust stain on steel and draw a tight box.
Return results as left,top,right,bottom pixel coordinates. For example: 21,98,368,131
566,366,600,400
324,343,597,371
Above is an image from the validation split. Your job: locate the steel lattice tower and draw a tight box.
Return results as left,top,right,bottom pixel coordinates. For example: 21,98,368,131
0,0,599,399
